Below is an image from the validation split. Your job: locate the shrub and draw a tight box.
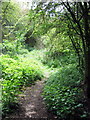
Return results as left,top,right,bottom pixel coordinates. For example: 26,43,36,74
43,50,78,68
43,64,88,119
2,40,29,56
1,54,43,115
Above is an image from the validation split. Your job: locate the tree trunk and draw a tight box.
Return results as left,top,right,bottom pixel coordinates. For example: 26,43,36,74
87,50,90,98
83,2,90,99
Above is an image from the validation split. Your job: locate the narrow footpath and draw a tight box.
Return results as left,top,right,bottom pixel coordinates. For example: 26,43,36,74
4,73,58,120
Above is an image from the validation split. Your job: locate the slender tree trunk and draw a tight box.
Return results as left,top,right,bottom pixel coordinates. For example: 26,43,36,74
84,2,90,98
87,50,90,98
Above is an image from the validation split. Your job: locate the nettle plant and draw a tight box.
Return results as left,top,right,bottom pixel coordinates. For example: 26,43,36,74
43,64,88,119
1,54,43,114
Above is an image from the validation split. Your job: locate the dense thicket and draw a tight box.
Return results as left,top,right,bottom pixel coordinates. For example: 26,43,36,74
32,1,90,99
1,1,90,119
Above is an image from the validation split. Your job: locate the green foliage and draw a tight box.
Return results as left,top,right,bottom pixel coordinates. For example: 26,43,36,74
1,54,43,115
43,28,72,52
2,40,29,56
2,1,20,40
43,50,77,68
43,64,88,119
2,1,20,25
1,1,89,119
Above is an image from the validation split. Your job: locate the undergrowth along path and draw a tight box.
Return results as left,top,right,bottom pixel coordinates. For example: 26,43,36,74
4,71,57,120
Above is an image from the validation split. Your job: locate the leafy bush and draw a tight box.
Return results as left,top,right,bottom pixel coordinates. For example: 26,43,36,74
1,54,43,115
2,40,29,56
43,64,88,119
43,50,77,68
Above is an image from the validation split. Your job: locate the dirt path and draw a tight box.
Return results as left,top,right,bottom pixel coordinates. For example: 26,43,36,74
4,74,57,120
